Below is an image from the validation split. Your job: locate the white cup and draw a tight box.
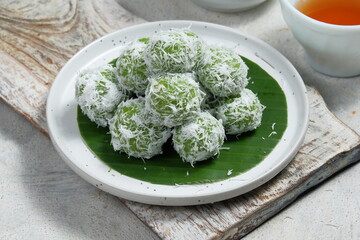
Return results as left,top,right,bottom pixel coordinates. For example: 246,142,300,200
279,0,360,77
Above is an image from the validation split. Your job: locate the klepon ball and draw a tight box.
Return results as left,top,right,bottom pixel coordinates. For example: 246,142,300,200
116,38,150,96
197,46,249,97
172,111,225,165
75,65,127,127
215,89,265,135
109,98,171,159
145,73,205,127
144,28,204,73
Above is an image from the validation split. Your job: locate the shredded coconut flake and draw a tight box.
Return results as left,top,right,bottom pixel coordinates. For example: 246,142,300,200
75,64,127,127
145,73,205,127
143,28,203,74
172,112,225,165
219,147,231,150
109,98,171,159
215,89,265,135
198,45,249,97
116,39,149,96
268,131,277,137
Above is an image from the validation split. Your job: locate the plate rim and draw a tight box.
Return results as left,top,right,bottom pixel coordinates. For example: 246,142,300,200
46,20,309,206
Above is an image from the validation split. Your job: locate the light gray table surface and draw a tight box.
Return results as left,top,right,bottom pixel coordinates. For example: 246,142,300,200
1,0,360,239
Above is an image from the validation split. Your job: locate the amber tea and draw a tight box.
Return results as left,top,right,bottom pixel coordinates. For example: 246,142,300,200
296,0,360,25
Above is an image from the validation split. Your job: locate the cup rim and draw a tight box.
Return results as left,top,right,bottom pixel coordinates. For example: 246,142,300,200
280,0,360,30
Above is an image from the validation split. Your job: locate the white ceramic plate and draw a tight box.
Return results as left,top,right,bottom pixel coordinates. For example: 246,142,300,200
191,0,267,12
47,21,308,206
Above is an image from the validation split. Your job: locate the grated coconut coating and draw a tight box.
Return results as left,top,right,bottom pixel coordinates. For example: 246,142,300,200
75,65,127,127
116,38,150,96
215,89,265,135
199,84,220,117
143,28,204,74
108,97,171,159
172,111,225,165
76,28,266,163
197,46,249,97
145,73,205,127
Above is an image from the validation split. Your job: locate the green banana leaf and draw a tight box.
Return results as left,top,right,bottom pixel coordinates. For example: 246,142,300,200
77,58,287,185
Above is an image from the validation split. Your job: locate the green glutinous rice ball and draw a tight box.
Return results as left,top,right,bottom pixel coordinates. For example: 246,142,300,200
198,46,249,97
116,38,150,96
215,89,265,135
145,73,205,127
75,65,127,127
109,97,171,159
172,111,225,166
144,28,204,73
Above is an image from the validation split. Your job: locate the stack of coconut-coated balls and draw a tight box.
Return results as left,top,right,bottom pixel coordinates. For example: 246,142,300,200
75,28,265,166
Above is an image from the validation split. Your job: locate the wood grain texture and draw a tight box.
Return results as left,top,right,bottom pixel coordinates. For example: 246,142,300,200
123,87,360,240
0,0,144,134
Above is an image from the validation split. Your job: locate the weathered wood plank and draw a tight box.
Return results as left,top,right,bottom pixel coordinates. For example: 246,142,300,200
123,87,360,240
0,0,144,134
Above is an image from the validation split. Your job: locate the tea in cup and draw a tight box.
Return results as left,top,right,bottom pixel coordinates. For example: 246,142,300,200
280,0,360,77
